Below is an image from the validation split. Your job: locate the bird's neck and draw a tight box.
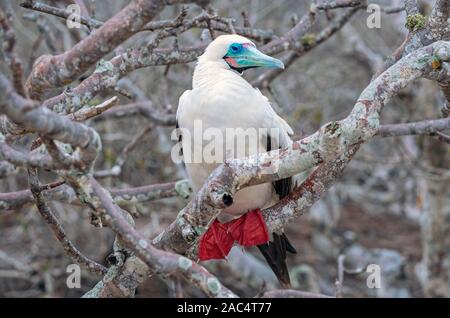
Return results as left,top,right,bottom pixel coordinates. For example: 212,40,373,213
193,59,250,90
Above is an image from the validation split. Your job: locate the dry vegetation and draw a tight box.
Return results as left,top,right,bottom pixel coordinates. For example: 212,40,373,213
0,0,449,298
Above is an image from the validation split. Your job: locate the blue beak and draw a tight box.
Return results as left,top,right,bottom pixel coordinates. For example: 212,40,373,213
225,46,284,70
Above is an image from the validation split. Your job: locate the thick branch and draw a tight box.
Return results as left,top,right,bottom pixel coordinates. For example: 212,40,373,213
86,177,236,298
0,74,101,170
43,45,205,114
24,0,168,99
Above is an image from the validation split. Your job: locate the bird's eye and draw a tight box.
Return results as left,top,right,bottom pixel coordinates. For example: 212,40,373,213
230,43,242,53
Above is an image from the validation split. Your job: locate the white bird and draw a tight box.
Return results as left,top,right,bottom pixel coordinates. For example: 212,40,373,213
176,34,296,288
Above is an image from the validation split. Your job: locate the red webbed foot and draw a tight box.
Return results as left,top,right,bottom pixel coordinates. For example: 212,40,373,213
198,219,234,261
227,209,269,247
198,209,269,261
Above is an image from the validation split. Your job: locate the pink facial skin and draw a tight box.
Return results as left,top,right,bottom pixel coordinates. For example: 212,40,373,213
224,57,240,68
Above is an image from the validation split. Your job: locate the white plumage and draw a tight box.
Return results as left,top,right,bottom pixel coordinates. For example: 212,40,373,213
176,34,294,216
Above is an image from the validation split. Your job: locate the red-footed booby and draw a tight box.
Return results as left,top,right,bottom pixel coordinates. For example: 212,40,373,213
176,34,296,288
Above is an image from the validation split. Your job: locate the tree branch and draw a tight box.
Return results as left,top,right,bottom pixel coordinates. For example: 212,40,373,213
0,9,26,97
0,74,101,171
42,5,358,114
24,0,169,99
253,7,359,88
377,117,450,137
261,289,334,298
0,179,191,211
84,177,237,298
27,168,107,276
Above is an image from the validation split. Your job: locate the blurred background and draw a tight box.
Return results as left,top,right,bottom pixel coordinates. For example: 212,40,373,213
0,0,449,298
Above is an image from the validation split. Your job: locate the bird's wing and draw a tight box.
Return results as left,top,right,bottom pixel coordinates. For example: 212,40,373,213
175,90,192,158
266,133,292,199
253,89,294,199
257,89,293,147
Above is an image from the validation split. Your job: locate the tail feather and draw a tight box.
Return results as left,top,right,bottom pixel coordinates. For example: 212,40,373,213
257,233,296,289
282,233,297,254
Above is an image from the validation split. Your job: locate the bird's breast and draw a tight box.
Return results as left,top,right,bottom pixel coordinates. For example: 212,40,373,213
178,85,276,214
179,87,268,167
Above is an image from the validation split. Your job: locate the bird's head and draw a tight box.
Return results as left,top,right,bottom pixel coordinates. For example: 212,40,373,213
200,34,284,73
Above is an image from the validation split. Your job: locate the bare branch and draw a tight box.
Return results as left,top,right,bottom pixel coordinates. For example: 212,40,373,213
314,0,362,11
0,9,26,97
261,289,334,298
20,1,103,30
0,179,191,211
377,117,450,137
24,0,169,99
0,74,101,171
85,177,237,298
69,96,119,121
0,136,80,170
94,123,153,178
43,6,359,115
0,160,18,178
43,45,205,114
253,7,358,88
261,5,317,55
436,131,450,143
27,168,107,276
